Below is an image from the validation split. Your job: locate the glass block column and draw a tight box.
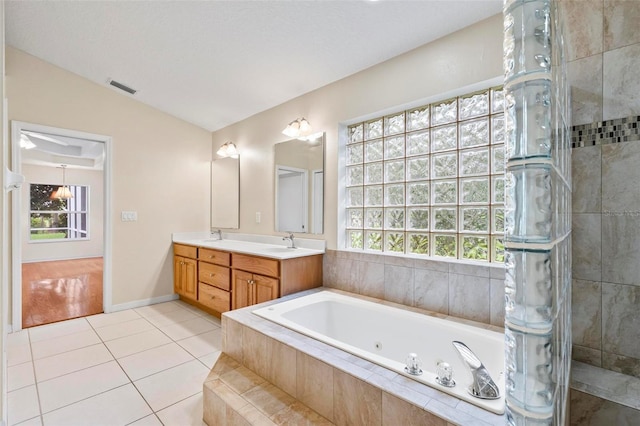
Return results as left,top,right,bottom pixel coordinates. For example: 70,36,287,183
503,1,571,425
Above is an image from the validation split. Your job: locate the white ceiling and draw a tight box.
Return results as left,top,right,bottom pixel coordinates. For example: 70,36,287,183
20,131,106,170
5,1,502,132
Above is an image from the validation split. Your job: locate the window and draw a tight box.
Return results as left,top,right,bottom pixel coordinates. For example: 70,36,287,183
344,87,505,262
30,184,89,241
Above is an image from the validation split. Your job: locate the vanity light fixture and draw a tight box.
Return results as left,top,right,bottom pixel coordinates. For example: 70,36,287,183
282,117,313,139
50,164,73,199
216,142,239,159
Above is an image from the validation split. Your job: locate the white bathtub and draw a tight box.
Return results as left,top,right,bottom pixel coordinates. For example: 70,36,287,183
253,290,505,414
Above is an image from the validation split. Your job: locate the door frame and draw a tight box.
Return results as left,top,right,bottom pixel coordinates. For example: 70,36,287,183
311,169,323,234
10,121,113,331
275,164,308,233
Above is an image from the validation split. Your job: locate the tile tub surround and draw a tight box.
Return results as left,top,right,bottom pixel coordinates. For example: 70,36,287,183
322,250,506,327
220,288,505,426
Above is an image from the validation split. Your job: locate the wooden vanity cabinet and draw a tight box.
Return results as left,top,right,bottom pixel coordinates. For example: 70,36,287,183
174,242,323,315
231,253,323,310
173,244,197,300
197,248,231,313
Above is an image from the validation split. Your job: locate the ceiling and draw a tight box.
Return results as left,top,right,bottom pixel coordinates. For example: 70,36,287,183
20,130,106,170
5,1,502,132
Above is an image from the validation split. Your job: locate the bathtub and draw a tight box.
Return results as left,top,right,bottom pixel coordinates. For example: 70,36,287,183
253,290,505,414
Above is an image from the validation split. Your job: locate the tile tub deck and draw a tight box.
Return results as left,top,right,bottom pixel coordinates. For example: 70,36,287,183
215,288,505,426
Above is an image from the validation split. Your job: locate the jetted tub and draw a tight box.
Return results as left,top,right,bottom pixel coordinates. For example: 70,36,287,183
253,290,505,414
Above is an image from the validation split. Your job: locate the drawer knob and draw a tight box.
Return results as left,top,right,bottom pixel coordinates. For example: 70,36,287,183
210,273,215,277
210,295,216,300
209,255,214,259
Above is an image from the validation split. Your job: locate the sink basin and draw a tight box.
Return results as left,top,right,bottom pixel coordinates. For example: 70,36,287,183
262,247,296,253
200,240,243,247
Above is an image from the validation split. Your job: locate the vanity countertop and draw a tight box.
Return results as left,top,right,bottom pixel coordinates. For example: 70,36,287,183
172,232,325,260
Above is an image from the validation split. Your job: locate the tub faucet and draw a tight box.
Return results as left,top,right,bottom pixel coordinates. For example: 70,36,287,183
452,341,500,400
282,232,296,249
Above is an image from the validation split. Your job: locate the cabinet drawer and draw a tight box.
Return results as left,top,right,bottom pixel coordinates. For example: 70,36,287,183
174,244,197,259
198,283,230,313
198,248,230,266
233,254,279,277
199,262,230,291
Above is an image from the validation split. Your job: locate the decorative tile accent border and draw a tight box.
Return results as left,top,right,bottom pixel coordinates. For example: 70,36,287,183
572,115,640,148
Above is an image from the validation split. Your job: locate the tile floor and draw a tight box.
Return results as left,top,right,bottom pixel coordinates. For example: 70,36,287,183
7,299,222,426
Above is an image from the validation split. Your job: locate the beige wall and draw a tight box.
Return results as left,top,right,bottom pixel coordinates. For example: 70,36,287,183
5,13,503,305
6,46,212,305
211,14,503,249
21,164,104,262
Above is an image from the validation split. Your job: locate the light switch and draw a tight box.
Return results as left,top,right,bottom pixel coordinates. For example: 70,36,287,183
121,211,138,222
255,212,261,224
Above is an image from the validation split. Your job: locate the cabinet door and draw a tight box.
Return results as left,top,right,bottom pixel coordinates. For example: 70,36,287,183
183,257,198,300
232,270,252,310
253,274,279,305
173,256,184,294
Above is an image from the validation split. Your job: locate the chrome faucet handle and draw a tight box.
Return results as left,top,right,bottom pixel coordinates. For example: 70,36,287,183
282,232,296,248
452,341,500,400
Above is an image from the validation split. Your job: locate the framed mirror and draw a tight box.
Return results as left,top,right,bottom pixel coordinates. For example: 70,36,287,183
274,133,324,234
211,156,240,229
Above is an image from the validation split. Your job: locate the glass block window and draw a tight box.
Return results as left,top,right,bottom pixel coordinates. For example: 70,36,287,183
345,87,505,262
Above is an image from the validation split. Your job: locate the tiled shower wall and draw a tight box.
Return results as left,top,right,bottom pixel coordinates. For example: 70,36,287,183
562,1,640,378
571,121,640,378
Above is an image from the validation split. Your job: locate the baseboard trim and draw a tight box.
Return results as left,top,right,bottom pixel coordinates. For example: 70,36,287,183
110,293,179,312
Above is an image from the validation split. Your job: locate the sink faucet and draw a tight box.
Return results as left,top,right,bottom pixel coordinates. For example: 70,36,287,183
452,341,500,400
282,232,296,249
211,229,222,240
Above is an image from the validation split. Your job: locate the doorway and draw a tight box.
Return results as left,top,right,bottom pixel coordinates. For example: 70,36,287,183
275,165,308,233
11,121,112,331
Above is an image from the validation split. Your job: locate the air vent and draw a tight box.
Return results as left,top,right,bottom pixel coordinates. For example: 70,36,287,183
107,79,137,95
